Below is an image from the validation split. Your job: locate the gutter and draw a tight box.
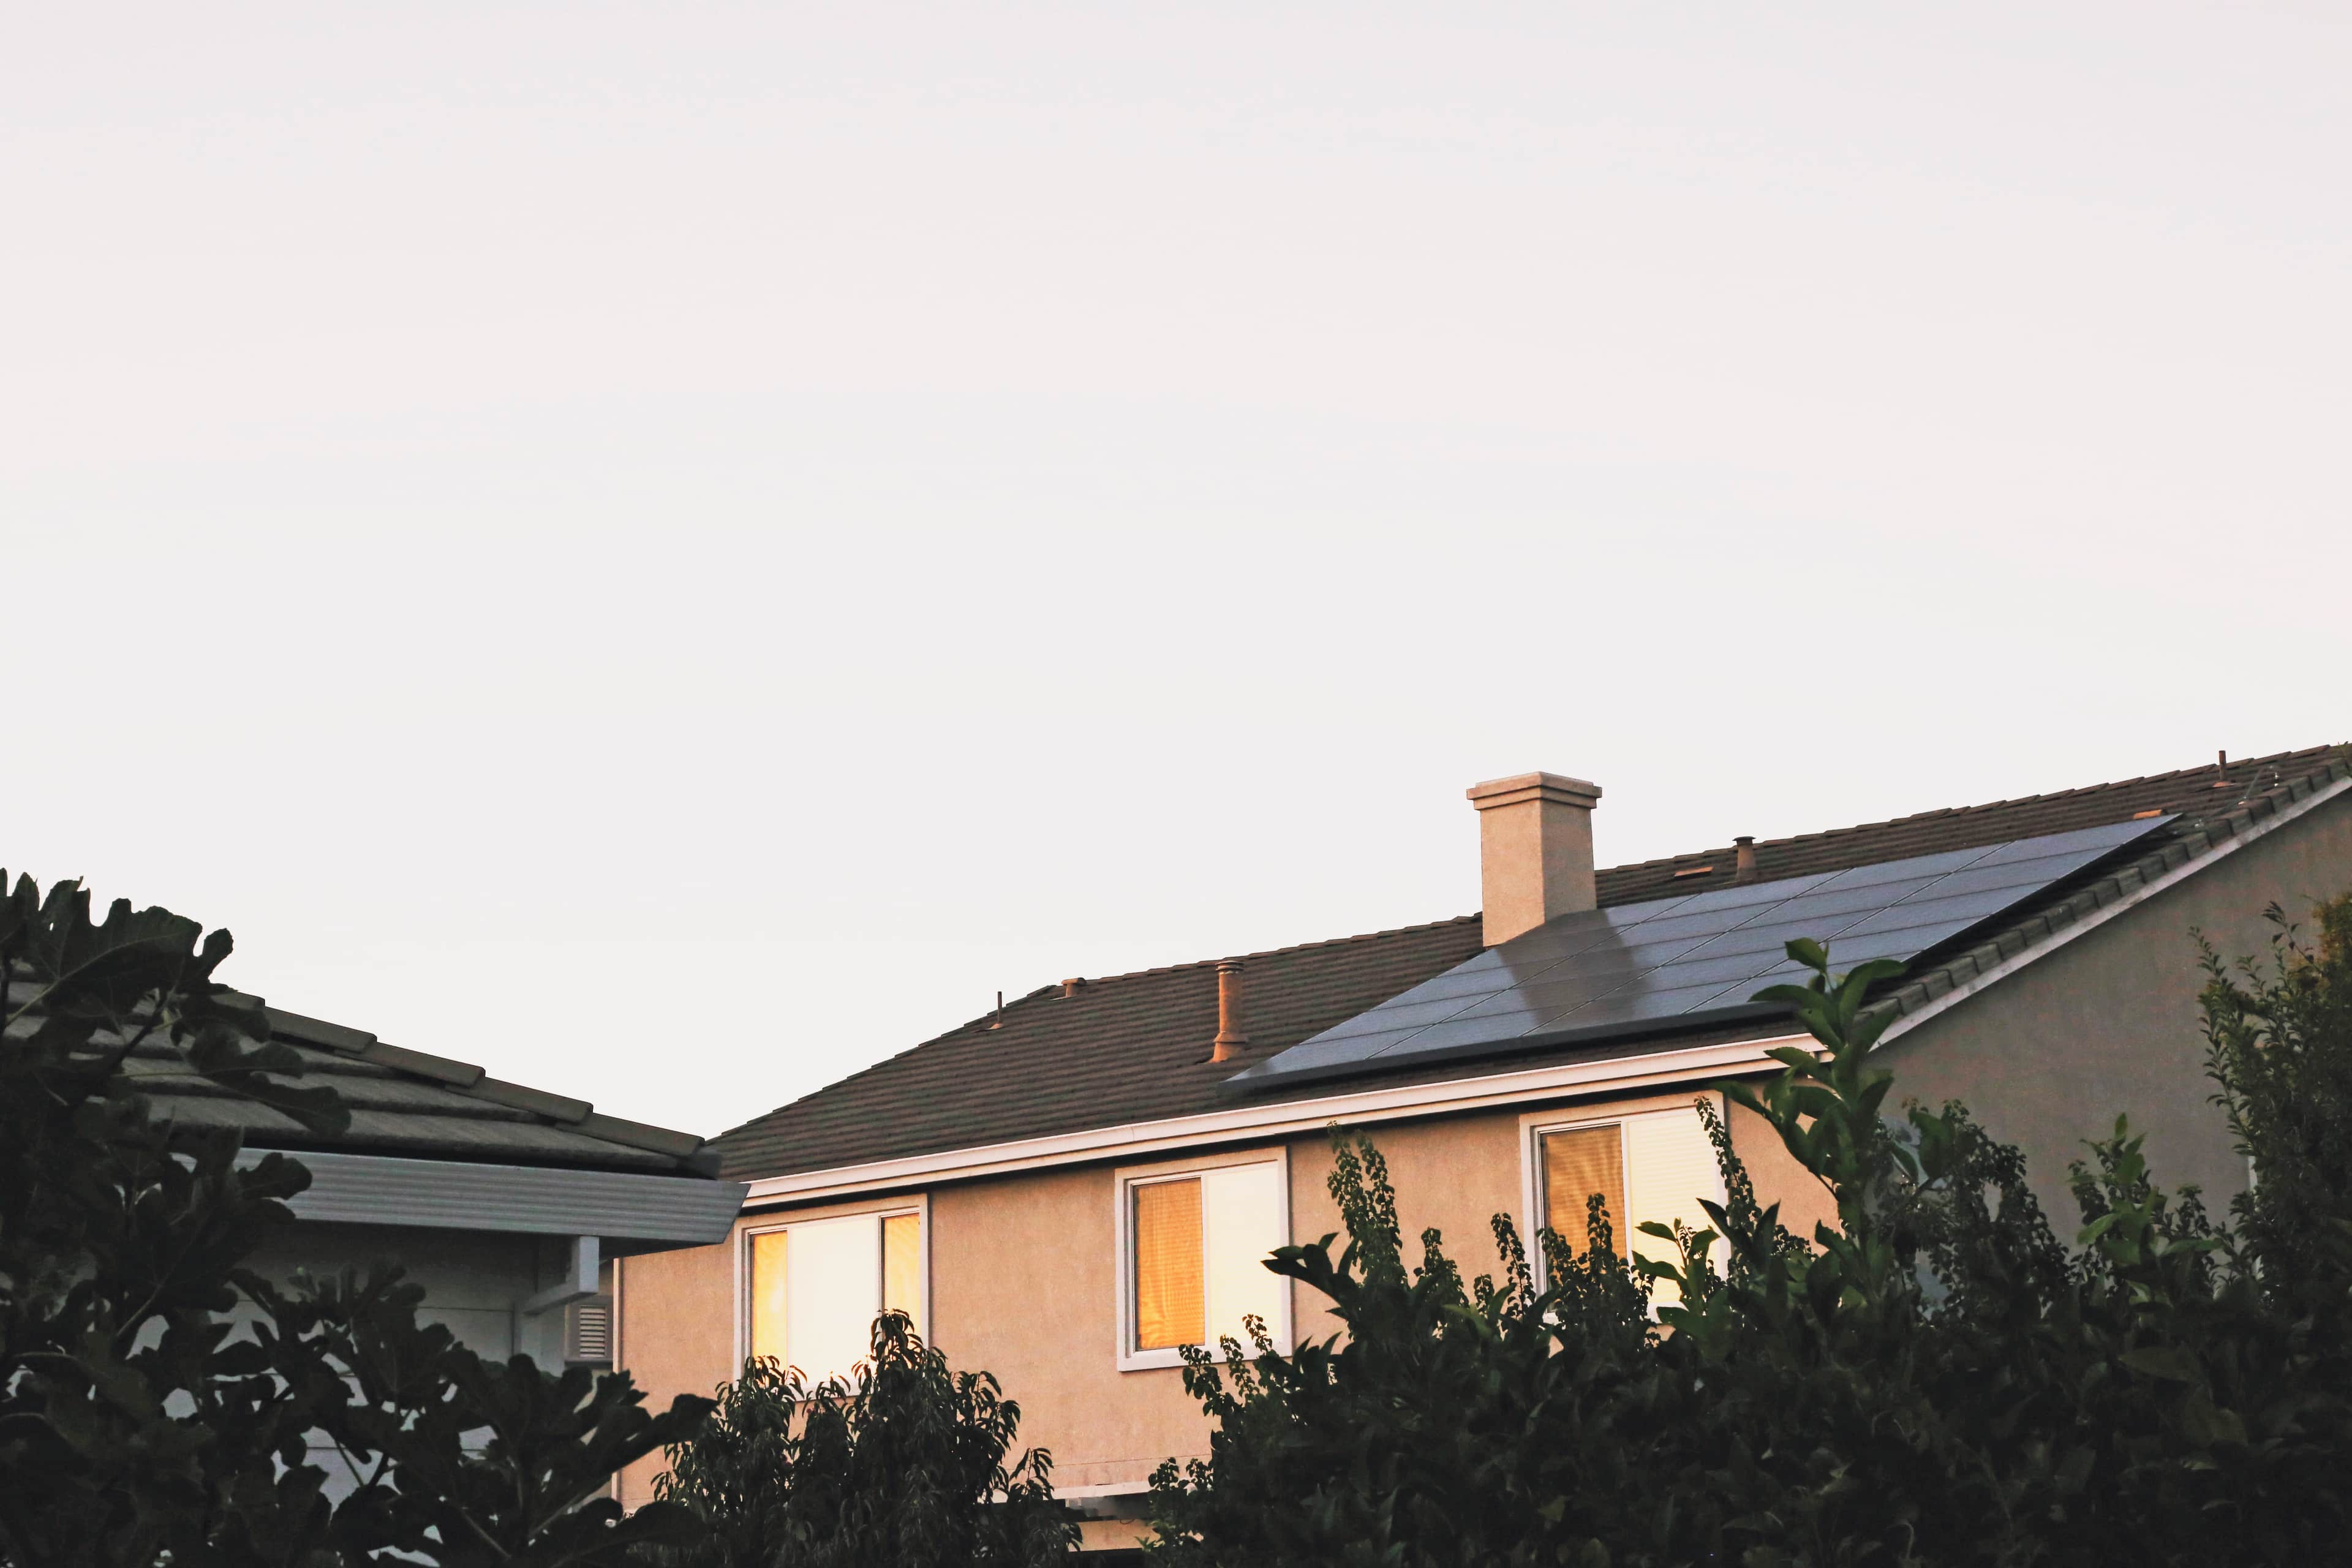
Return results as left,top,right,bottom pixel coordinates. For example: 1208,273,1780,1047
236,1147,748,1253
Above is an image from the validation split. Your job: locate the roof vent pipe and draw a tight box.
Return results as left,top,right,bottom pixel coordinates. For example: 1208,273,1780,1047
1733,835,1758,884
1212,960,1250,1062
1466,771,1603,946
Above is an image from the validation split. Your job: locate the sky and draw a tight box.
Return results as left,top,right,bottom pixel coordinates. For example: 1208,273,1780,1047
5,2,2347,1138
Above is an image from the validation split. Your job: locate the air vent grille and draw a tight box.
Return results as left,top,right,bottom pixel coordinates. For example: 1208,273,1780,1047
564,1295,614,1365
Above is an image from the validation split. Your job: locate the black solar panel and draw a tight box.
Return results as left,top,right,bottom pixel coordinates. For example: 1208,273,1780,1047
1225,815,2174,1091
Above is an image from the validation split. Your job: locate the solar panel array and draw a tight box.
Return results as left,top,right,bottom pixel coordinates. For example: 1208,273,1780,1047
1226,815,2172,1091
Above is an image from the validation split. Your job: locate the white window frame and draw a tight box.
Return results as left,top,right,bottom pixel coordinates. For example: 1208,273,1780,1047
733,1194,931,1370
1518,1098,1728,1296
1112,1146,1293,1373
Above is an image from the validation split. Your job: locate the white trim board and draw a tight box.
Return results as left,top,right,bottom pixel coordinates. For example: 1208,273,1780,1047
741,1036,1803,1208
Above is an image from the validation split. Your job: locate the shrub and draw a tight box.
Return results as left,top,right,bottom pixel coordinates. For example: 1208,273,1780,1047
0,872,710,1566
650,1311,1078,1567
1148,922,2352,1567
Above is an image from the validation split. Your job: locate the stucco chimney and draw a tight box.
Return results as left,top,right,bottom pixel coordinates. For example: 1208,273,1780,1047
1466,772,1602,947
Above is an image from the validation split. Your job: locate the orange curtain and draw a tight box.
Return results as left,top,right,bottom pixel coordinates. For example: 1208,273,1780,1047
1134,1178,1206,1349
1542,1125,1627,1259
882,1212,922,1335
748,1229,789,1363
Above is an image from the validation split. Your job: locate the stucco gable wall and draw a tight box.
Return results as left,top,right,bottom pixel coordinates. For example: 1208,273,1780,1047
1880,790,2352,1226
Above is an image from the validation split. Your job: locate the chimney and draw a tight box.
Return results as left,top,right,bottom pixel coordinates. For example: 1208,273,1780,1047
1466,771,1602,947
1733,835,1758,884
1212,960,1250,1062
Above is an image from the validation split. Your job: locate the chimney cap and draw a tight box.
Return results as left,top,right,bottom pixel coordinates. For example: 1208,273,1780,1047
1465,772,1602,811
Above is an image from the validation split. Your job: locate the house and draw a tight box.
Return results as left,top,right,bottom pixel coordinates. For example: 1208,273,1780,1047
138,1000,745,1374
615,744,2352,1554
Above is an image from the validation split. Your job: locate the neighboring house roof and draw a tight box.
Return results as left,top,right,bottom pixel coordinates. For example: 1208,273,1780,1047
715,744,2352,1183
133,1003,720,1177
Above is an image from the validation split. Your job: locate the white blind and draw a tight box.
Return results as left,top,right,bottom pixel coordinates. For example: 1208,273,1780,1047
1623,1104,1726,1306
1200,1161,1284,1349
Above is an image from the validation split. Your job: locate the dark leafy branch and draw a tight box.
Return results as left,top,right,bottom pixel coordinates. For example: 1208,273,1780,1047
1149,900,2352,1567
0,870,710,1567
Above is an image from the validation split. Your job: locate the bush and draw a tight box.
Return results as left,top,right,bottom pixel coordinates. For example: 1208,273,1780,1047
650,1311,1078,1567
0,872,710,1566
1148,919,2352,1567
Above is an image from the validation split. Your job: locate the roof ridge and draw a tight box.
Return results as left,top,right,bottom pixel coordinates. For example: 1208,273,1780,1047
1072,913,1484,987
260,1005,714,1169
1600,742,2351,873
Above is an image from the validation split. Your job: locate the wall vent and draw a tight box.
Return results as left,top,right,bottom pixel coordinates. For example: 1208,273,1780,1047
564,1295,614,1366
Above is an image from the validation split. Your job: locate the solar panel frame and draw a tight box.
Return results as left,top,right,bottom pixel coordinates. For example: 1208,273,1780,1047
1224,814,2176,1093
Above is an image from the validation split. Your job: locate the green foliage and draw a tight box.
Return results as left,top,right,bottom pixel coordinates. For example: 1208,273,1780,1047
2198,893,2352,1314
1148,923,2352,1567
650,1311,1077,1567
0,871,710,1566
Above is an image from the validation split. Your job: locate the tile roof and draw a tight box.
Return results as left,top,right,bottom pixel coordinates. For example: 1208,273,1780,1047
714,744,2352,1184
130,1003,720,1177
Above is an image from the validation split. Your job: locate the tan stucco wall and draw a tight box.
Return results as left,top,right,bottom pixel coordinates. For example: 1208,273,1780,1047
615,1235,736,1509
929,1160,1216,1491
1882,791,2352,1227
616,1085,1825,1514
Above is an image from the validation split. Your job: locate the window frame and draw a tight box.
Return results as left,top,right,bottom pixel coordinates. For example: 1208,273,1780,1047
1112,1147,1293,1373
733,1194,930,1372
1518,1098,1728,1296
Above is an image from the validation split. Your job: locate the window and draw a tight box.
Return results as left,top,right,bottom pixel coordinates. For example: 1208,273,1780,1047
1117,1155,1289,1370
1525,1104,1725,1305
1540,1123,1629,1258
745,1208,922,1382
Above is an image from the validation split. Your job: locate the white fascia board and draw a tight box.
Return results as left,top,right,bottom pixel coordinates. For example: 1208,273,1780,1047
1881,772,2352,1044
740,1035,1806,1208
235,1148,748,1252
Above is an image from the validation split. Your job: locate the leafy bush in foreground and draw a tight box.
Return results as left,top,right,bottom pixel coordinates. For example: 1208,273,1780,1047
651,1311,1077,1567
1148,903,2352,1567
0,872,709,1567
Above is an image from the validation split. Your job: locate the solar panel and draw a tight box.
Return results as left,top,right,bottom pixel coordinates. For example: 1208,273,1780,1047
1224,815,2174,1092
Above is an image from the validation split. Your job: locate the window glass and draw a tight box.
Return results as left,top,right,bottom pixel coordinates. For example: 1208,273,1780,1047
747,1210,921,1381
749,1229,788,1365
1536,1109,1724,1306
1541,1124,1627,1258
1134,1178,1205,1350
883,1212,922,1324
1131,1162,1283,1354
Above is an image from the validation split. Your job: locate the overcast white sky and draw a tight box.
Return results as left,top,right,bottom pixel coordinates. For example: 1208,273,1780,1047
6,2,2346,1137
